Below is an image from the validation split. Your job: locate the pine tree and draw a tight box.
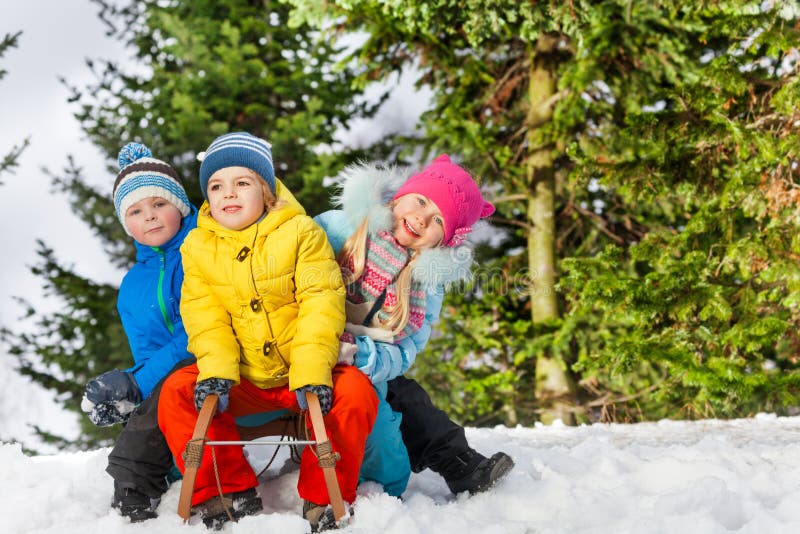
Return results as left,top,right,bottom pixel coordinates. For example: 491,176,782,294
0,31,29,181
286,1,800,424
2,0,376,448
560,3,800,421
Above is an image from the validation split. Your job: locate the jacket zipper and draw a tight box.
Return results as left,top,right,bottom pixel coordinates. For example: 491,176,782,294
154,247,174,334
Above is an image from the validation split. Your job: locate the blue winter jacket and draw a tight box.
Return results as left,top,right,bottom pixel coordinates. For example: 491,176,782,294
117,206,198,399
315,210,443,496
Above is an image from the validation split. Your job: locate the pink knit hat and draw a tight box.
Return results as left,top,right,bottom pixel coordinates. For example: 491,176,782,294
392,154,495,247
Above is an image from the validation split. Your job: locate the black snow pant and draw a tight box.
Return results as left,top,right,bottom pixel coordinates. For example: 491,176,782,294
385,375,470,475
106,358,194,498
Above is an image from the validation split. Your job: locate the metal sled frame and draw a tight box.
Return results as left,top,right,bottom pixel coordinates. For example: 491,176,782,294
177,392,347,524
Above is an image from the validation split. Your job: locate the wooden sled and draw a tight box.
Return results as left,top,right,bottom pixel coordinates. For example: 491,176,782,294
177,392,347,525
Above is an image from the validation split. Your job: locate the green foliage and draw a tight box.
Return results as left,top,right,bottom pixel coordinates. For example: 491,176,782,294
0,31,29,182
286,0,800,423
557,3,800,420
415,265,532,426
1,241,126,448
78,0,376,209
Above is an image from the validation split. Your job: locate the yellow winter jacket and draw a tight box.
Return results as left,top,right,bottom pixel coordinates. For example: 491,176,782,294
179,180,345,391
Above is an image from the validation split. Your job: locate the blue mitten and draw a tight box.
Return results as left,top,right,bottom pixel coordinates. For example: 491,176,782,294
85,369,142,405
82,369,142,426
86,402,129,427
194,378,233,412
295,385,333,416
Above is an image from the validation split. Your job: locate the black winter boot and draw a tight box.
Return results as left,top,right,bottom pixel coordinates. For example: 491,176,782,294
112,482,158,522
193,487,263,529
441,450,515,495
302,500,338,532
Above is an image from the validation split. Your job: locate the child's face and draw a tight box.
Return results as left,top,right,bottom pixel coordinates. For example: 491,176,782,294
207,166,267,230
391,193,445,250
125,197,183,247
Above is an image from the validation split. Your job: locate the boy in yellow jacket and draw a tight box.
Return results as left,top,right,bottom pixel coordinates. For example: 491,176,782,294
157,132,377,530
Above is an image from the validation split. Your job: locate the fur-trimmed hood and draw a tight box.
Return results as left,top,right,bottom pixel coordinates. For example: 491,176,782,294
332,161,481,288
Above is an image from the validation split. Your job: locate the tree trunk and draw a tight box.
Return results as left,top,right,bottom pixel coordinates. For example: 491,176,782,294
527,35,577,424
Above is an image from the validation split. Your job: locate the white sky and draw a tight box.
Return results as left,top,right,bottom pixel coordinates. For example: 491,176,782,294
0,1,129,448
3,414,800,533
0,1,128,326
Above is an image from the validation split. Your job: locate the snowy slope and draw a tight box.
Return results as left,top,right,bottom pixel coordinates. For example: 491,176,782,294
3,414,800,533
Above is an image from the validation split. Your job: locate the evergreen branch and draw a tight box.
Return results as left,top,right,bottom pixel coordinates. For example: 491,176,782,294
584,382,664,409
491,194,527,204
744,111,800,132
565,201,626,245
489,216,533,231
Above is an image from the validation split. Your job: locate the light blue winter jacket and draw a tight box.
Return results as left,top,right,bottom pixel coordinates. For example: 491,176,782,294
315,209,443,496
117,207,198,398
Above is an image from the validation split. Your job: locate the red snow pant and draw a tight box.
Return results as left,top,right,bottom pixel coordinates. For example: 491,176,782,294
157,363,378,507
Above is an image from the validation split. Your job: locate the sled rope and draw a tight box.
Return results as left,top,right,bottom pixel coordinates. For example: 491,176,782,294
290,414,304,464
301,412,341,467
184,438,204,468
185,438,238,523
315,441,339,468
254,416,295,478
210,444,237,524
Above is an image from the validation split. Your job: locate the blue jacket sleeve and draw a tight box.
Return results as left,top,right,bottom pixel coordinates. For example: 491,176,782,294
127,335,190,399
119,307,191,399
354,287,444,384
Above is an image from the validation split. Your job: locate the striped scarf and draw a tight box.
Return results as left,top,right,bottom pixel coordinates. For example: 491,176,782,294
342,230,427,340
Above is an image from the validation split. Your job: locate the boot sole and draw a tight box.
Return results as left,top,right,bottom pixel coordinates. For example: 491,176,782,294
199,490,263,528
117,506,157,523
470,452,515,494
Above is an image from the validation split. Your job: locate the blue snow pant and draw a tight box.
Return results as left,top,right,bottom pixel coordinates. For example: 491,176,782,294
358,381,411,497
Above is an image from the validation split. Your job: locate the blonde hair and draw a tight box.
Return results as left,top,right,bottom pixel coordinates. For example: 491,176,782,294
338,217,419,335
262,182,285,212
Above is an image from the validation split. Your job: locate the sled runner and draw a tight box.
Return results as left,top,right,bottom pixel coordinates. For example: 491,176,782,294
177,392,347,525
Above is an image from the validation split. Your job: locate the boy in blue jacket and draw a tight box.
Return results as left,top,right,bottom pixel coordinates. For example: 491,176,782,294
81,142,197,521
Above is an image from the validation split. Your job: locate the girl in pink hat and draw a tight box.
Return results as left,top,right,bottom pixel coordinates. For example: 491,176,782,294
314,154,514,509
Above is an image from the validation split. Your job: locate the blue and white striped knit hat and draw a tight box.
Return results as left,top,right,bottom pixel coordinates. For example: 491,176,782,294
113,143,191,236
197,132,275,198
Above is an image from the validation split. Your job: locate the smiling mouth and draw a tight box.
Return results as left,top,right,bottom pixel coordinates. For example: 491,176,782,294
403,219,420,237
223,206,241,213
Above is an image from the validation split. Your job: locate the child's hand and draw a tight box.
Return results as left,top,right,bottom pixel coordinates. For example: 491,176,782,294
295,385,333,416
82,369,142,426
82,401,131,427
85,369,142,405
194,378,233,412
338,340,358,365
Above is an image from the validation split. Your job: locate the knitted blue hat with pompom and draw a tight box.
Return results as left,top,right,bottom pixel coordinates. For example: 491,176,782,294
196,132,275,198
113,142,191,236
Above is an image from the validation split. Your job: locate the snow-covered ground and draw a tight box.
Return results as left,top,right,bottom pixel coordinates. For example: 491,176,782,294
3,414,800,533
